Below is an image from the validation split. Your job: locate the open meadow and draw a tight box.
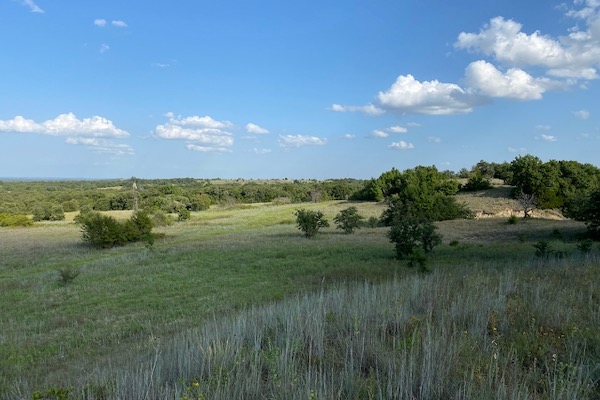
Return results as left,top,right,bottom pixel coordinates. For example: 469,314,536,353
1,197,599,399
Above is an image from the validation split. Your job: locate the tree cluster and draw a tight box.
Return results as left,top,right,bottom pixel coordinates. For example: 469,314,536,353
77,211,154,248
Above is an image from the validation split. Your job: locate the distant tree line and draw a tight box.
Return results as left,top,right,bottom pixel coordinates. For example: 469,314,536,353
1,156,599,235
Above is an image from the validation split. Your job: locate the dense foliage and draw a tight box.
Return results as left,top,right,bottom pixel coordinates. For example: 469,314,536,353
0,212,32,227
353,166,459,202
385,201,443,260
509,155,600,211
294,209,329,238
0,178,365,216
459,172,493,191
78,211,154,248
333,206,364,234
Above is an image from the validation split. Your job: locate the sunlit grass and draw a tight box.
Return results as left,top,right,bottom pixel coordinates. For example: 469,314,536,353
0,199,598,398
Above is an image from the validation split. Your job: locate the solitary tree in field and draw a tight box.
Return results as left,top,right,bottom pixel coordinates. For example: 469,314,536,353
334,206,364,234
294,209,329,238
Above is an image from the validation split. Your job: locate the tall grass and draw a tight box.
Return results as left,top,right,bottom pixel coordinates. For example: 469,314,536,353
17,257,597,399
1,201,598,398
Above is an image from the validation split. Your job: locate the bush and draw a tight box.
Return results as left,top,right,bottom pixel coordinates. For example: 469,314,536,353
333,206,364,234
460,173,493,191
294,209,329,238
366,216,379,228
78,211,153,248
388,209,442,260
0,212,33,227
32,203,65,222
150,210,173,227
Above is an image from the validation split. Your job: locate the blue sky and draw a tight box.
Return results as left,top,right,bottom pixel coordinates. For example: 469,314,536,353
1,0,598,179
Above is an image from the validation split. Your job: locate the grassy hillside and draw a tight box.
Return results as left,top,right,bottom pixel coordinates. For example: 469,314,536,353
1,198,599,399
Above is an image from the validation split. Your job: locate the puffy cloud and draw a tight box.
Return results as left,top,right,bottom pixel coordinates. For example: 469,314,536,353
0,113,131,155
456,17,568,67
245,123,270,134
539,134,558,142
278,134,327,148
19,0,43,13
0,113,129,137
112,20,128,28
377,74,479,115
388,125,408,133
371,130,388,138
388,141,415,150
330,103,385,116
154,114,234,150
465,60,547,100
574,109,591,119
455,14,600,80
94,19,107,27
168,115,232,129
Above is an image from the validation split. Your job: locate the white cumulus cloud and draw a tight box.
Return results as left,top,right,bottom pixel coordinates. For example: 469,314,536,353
154,114,234,151
539,134,558,142
371,130,389,138
0,113,128,137
112,20,128,28
388,125,408,133
94,19,107,27
465,60,548,100
377,74,479,115
0,113,131,155
455,14,600,81
245,123,270,134
388,141,415,150
278,135,327,148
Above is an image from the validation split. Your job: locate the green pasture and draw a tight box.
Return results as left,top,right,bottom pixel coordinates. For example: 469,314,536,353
1,200,599,399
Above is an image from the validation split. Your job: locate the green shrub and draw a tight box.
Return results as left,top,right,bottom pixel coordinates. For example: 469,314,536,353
150,210,173,227
78,211,153,248
32,203,65,221
460,173,493,191
333,206,364,234
294,209,329,238
366,216,379,228
0,212,33,227
507,214,518,224
388,210,442,259
176,206,191,221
